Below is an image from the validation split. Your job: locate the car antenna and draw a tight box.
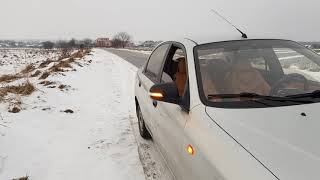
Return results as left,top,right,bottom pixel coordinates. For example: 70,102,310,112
210,9,248,38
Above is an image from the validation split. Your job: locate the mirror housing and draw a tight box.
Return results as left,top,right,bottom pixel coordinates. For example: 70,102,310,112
149,82,180,104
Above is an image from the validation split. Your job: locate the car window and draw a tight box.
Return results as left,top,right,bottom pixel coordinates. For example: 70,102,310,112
161,48,185,83
161,46,188,97
274,47,320,81
194,39,320,108
145,44,170,80
161,48,186,83
250,57,269,71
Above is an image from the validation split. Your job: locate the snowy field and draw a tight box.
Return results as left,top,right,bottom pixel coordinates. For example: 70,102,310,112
0,49,62,75
0,48,173,180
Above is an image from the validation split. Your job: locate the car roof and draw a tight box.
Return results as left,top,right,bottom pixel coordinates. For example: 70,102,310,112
173,33,289,45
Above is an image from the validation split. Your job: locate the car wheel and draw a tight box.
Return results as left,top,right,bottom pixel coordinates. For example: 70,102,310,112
137,105,152,139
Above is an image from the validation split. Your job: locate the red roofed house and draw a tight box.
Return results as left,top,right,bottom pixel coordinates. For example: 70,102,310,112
95,38,112,47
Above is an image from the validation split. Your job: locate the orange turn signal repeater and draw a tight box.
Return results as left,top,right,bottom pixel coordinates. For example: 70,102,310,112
187,144,195,155
149,92,163,98
149,92,164,101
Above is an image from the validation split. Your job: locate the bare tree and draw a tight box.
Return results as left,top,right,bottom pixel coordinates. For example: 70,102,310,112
42,41,55,49
112,32,131,48
82,38,93,48
68,38,76,48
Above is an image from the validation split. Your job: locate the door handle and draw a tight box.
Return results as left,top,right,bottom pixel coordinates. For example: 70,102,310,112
152,100,158,107
138,81,141,87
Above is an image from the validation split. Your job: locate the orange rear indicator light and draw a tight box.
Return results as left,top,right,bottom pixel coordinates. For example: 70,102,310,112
187,144,195,155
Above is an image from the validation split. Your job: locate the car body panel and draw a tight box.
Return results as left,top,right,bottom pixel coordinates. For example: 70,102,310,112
179,105,277,180
135,70,158,135
206,103,320,180
152,101,189,177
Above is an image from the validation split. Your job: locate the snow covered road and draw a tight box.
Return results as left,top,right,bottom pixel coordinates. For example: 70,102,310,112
0,49,146,180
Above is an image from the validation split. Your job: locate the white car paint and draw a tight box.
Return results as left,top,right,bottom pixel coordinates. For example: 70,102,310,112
206,103,320,180
135,38,320,180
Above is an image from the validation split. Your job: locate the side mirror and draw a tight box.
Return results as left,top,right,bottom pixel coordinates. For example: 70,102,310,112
149,82,179,104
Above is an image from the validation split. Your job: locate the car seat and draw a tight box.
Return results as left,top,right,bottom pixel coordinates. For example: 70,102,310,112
225,57,271,95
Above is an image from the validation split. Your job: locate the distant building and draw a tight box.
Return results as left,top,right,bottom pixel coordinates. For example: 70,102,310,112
95,38,112,47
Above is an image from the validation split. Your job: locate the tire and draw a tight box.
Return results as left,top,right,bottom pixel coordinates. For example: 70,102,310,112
136,104,152,139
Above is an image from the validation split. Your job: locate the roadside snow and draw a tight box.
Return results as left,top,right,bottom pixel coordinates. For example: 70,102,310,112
104,49,175,180
0,49,145,180
116,48,152,55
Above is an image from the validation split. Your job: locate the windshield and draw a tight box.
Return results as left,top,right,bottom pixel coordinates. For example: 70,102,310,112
194,39,320,108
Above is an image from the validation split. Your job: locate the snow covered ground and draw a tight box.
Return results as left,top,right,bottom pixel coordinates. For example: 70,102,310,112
2,47,319,180
0,49,61,75
0,49,148,180
0,48,174,180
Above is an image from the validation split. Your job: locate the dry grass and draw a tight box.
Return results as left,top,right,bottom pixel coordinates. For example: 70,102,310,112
0,63,40,84
39,59,54,68
56,60,72,68
71,51,84,59
48,58,74,73
71,49,91,59
20,64,35,74
0,74,21,83
58,84,66,89
1,81,35,96
39,72,50,80
50,66,64,73
0,91,5,102
0,81,35,106
0,49,94,113
39,80,55,86
68,57,75,63
31,70,42,77
0,48,91,107
12,175,29,180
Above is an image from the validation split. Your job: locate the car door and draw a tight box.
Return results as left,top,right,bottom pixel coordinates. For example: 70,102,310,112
136,43,171,136
152,44,191,178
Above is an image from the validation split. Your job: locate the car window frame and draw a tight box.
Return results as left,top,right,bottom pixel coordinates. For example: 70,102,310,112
158,42,190,110
143,42,171,83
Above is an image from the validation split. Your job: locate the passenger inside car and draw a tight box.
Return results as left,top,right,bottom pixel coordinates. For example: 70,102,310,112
225,57,271,95
175,57,187,96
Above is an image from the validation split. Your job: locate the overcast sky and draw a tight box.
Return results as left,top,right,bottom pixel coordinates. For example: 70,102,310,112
0,0,319,41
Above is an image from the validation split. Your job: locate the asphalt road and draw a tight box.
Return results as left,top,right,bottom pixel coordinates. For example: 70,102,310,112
104,48,149,68
104,48,308,69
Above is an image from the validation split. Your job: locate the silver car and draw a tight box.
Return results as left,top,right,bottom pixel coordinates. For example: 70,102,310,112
134,37,320,180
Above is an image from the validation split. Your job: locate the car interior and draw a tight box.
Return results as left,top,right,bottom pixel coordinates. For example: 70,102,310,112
200,47,320,98
161,46,188,97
